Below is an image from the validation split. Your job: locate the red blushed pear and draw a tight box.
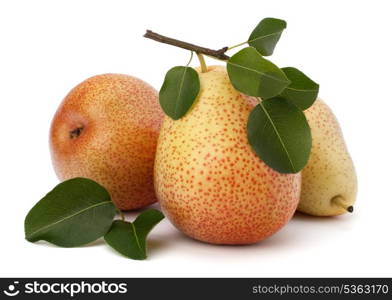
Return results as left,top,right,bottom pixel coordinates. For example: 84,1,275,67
50,74,164,210
154,66,301,245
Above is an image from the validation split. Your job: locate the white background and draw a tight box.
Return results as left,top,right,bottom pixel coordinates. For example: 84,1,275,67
1,0,391,277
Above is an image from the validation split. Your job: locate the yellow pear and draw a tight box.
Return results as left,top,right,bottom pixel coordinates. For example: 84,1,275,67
154,66,301,245
298,99,357,216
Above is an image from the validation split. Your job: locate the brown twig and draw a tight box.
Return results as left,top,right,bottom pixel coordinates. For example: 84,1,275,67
143,30,230,60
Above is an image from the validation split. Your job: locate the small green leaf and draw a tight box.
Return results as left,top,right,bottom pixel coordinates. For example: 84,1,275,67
248,18,287,56
247,97,311,173
104,209,165,260
227,47,290,99
24,178,116,247
159,66,200,120
280,67,319,110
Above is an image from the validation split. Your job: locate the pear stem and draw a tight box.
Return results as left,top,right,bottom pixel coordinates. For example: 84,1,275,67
332,196,354,213
197,53,208,73
186,51,194,66
143,30,230,60
116,208,125,221
227,41,248,50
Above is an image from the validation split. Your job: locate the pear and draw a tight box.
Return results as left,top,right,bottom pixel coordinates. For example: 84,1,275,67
298,99,357,216
50,74,164,210
154,66,301,245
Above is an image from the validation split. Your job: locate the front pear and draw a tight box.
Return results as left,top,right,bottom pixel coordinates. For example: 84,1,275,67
154,66,301,244
298,99,357,216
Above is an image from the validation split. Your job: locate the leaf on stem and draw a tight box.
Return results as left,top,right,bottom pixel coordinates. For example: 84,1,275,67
104,209,165,260
24,178,116,247
227,47,290,99
280,67,319,110
159,66,200,120
247,97,312,173
248,18,287,56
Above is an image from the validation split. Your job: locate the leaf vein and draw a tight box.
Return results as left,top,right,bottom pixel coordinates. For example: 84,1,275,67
259,102,296,172
174,67,188,116
248,31,284,44
130,222,144,256
27,201,112,239
227,61,288,83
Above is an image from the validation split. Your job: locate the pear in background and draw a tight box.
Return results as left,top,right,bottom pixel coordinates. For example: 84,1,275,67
154,66,301,245
50,74,164,210
298,99,357,216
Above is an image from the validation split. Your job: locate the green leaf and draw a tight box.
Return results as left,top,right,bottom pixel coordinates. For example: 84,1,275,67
280,67,319,110
24,178,116,247
247,97,311,173
104,209,165,260
159,66,200,120
227,47,290,99
248,18,287,56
